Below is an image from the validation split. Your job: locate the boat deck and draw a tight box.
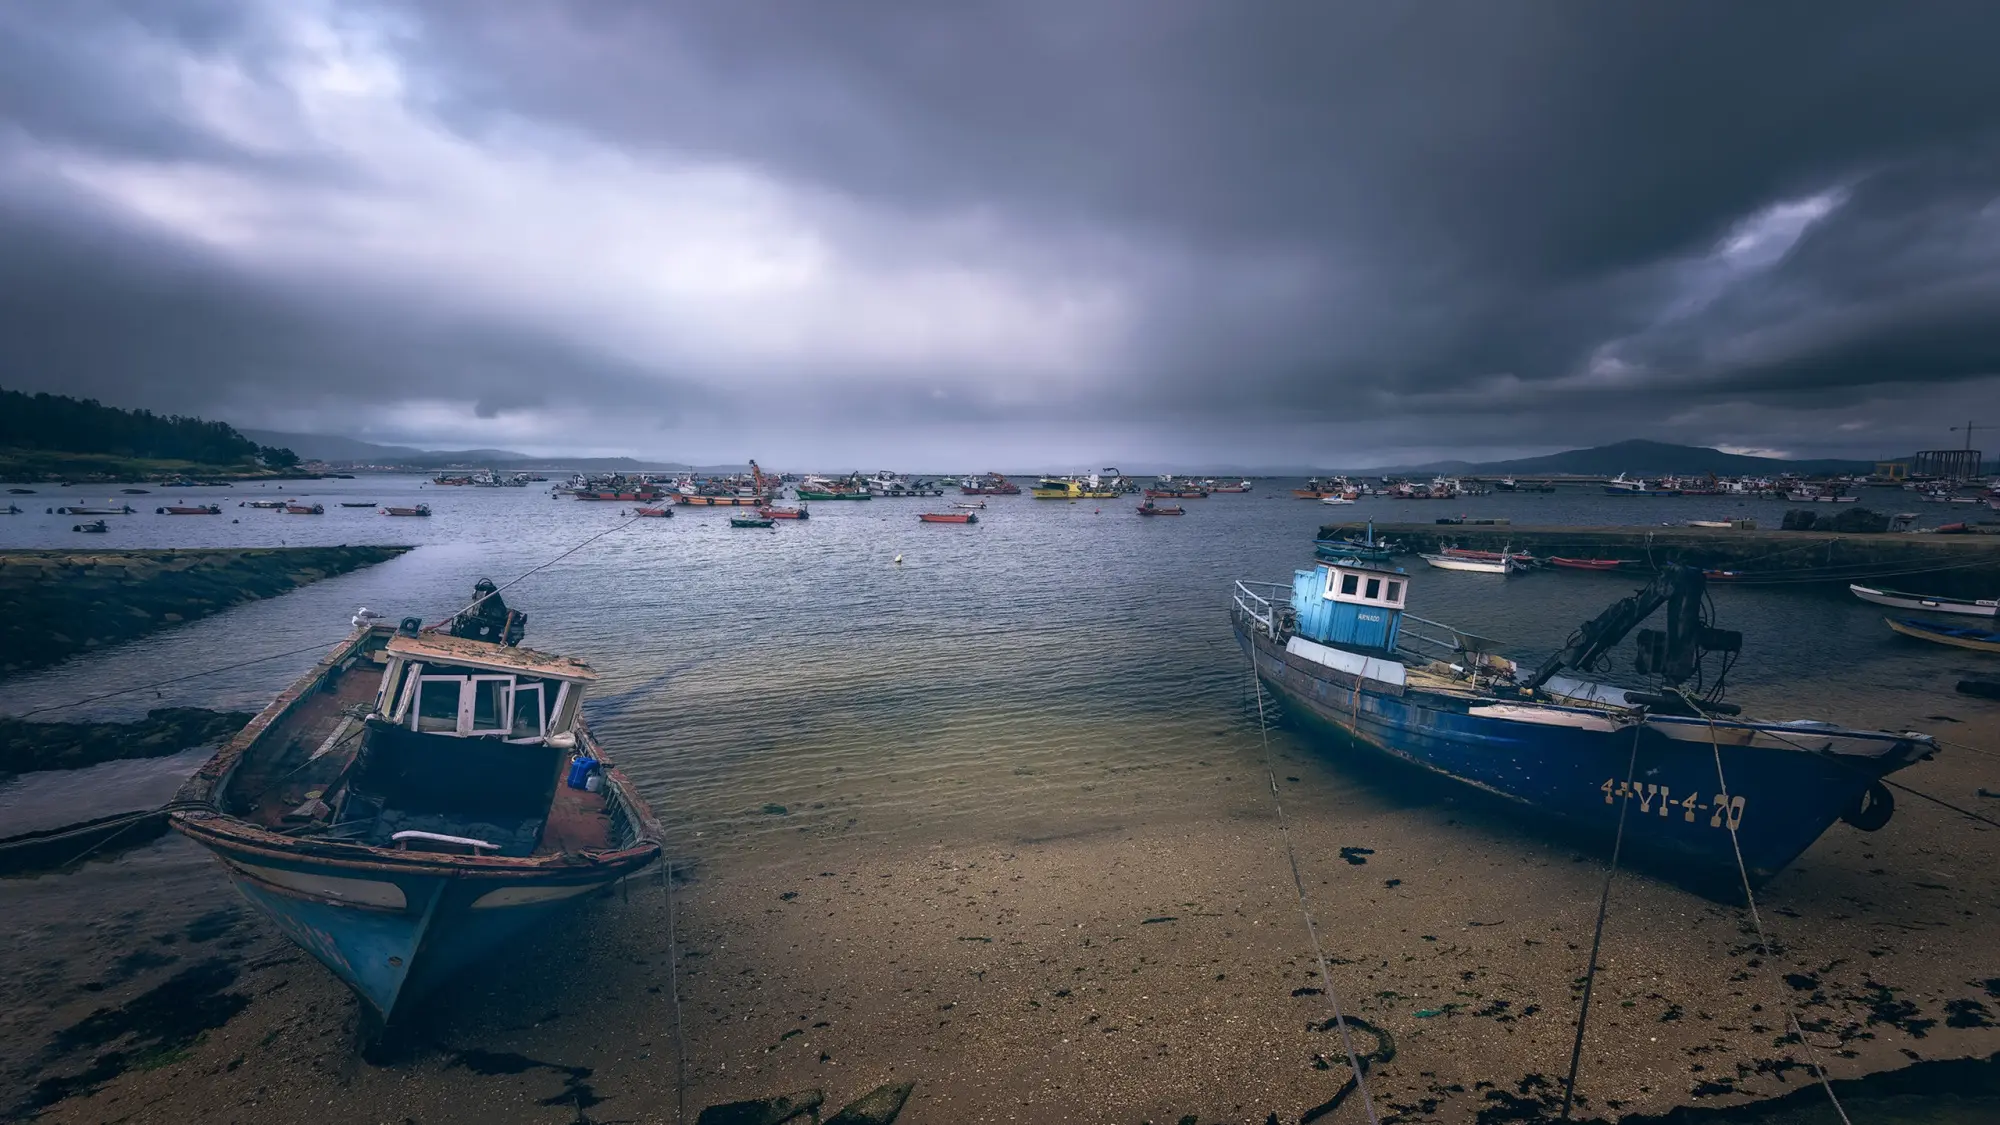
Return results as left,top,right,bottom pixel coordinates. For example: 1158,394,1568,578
229,652,614,856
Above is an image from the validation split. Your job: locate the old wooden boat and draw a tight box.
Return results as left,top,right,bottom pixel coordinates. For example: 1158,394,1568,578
341,502,378,508
1232,560,1936,884
159,504,223,515
757,505,807,519
1850,584,1997,619
730,514,777,527
72,519,109,533
1885,616,2000,654
1548,557,1625,571
1422,553,1514,574
1212,481,1253,493
959,474,1020,496
1137,502,1185,515
243,499,287,509
627,506,675,518
169,582,661,1024
286,503,325,515
952,501,986,510
382,504,432,517
918,512,978,523
1144,488,1207,499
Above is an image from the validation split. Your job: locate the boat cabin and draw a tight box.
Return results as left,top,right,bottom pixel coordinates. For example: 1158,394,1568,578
373,632,596,745
1291,558,1408,652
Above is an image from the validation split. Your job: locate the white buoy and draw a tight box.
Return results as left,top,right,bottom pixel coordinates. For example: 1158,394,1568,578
894,554,903,565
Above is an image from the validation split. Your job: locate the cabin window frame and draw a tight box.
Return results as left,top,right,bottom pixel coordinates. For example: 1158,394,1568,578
413,675,467,733
465,675,514,737
389,661,423,723
507,681,547,742
1385,580,1403,605
1364,577,1382,600
1338,573,1359,596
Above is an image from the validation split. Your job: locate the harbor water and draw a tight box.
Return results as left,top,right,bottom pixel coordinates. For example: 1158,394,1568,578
2,478,1995,1122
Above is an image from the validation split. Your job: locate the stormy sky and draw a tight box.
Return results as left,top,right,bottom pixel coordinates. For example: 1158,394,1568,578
4,2,1999,467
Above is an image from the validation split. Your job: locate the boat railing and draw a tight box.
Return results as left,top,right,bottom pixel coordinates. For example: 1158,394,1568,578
1233,580,1289,639
1396,613,1472,661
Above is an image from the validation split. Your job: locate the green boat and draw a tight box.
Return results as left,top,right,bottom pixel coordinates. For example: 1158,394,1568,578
730,515,777,528
796,489,871,501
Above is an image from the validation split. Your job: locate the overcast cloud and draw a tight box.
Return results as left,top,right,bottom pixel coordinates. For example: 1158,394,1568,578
3,1,1998,466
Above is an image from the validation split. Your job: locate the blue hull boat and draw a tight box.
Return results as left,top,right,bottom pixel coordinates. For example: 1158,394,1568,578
1231,560,1934,885
172,583,662,1023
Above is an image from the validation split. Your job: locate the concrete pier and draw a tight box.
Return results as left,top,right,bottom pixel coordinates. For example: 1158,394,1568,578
1319,522,2000,598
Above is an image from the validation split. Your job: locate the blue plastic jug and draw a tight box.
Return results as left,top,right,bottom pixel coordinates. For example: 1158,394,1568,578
564,755,599,790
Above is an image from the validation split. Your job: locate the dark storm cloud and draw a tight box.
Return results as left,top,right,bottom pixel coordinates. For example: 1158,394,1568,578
3,0,1999,461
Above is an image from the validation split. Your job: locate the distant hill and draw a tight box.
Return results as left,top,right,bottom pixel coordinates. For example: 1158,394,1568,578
1365,440,1878,477
240,429,691,471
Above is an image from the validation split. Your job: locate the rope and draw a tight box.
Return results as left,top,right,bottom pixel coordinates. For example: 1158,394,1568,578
1243,646,1383,1125
8,638,343,719
660,858,689,1124
1881,778,2000,831
1558,722,1643,1120
1672,688,1853,1125
427,515,647,630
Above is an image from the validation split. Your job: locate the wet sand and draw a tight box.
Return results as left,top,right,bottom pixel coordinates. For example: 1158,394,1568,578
13,694,1998,1124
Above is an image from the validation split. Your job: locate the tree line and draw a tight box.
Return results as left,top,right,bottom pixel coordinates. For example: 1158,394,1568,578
0,388,297,467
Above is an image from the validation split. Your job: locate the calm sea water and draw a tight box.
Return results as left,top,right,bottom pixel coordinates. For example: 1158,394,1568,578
0,477,1985,851
2,478,1993,1120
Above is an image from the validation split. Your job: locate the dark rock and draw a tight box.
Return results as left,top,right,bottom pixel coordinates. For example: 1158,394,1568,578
696,1088,824,1125
0,707,251,777
826,1081,915,1125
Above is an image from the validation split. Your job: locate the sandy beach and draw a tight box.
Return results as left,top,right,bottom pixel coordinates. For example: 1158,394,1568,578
13,685,1996,1124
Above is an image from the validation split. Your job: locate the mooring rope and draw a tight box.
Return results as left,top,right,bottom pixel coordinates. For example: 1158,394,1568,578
1673,688,1854,1125
1558,721,1644,1120
1243,645,1383,1125
659,857,690,1124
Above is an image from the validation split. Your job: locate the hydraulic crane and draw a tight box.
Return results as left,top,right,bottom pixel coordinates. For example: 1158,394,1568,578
1522,565,1739,704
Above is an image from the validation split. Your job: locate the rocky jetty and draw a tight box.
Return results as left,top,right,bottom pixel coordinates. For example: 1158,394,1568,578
0,546,410,678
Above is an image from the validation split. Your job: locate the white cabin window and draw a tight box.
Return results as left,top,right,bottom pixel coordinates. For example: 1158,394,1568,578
1364,577,1381,600
415,677,463,733
510,683,546,739
468,676,513,736
1340,573,1359,596
1385,581,1402,605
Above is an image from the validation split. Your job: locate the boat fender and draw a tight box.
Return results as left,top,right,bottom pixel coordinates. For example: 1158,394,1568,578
398,616,424,636
1840,782,1895,832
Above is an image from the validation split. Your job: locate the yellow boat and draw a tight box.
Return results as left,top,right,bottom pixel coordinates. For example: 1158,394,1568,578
1885,616,2000,654
1031,477,1118,500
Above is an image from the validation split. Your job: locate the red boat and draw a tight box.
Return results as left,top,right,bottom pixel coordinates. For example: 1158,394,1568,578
158,504,222,515
918,512,978,524
1548,557,1624,571
1137,503,1185,516
759,505,808,519
1144,488,1207,499
284,503,324,515
628,506,674,518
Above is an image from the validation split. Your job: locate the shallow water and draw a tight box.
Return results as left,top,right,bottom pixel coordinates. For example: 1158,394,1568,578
2,477,1992,1119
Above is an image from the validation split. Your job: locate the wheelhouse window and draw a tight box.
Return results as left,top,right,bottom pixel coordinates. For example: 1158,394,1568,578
511,683,546,739
1386,580,1402,604
415,678,463,733
1364,577,1381,599
1340,573,1359,595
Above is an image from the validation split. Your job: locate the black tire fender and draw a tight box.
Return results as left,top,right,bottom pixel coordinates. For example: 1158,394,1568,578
1841,781,1894,832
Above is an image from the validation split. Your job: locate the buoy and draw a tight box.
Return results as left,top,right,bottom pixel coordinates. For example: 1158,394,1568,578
894,554,903,565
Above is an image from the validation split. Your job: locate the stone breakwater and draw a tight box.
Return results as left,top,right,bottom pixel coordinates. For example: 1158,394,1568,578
0,707,250,779
0,546,411,678
1321,523,2000,599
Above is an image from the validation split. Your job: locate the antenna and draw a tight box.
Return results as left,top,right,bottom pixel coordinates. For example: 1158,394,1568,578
1950,420,1987,451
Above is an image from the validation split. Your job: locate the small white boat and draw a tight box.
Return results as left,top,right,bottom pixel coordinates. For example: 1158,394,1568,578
1849,583,1998,618
1686,520,1733,529
1320,496,1357,505
1420,553,1514,574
